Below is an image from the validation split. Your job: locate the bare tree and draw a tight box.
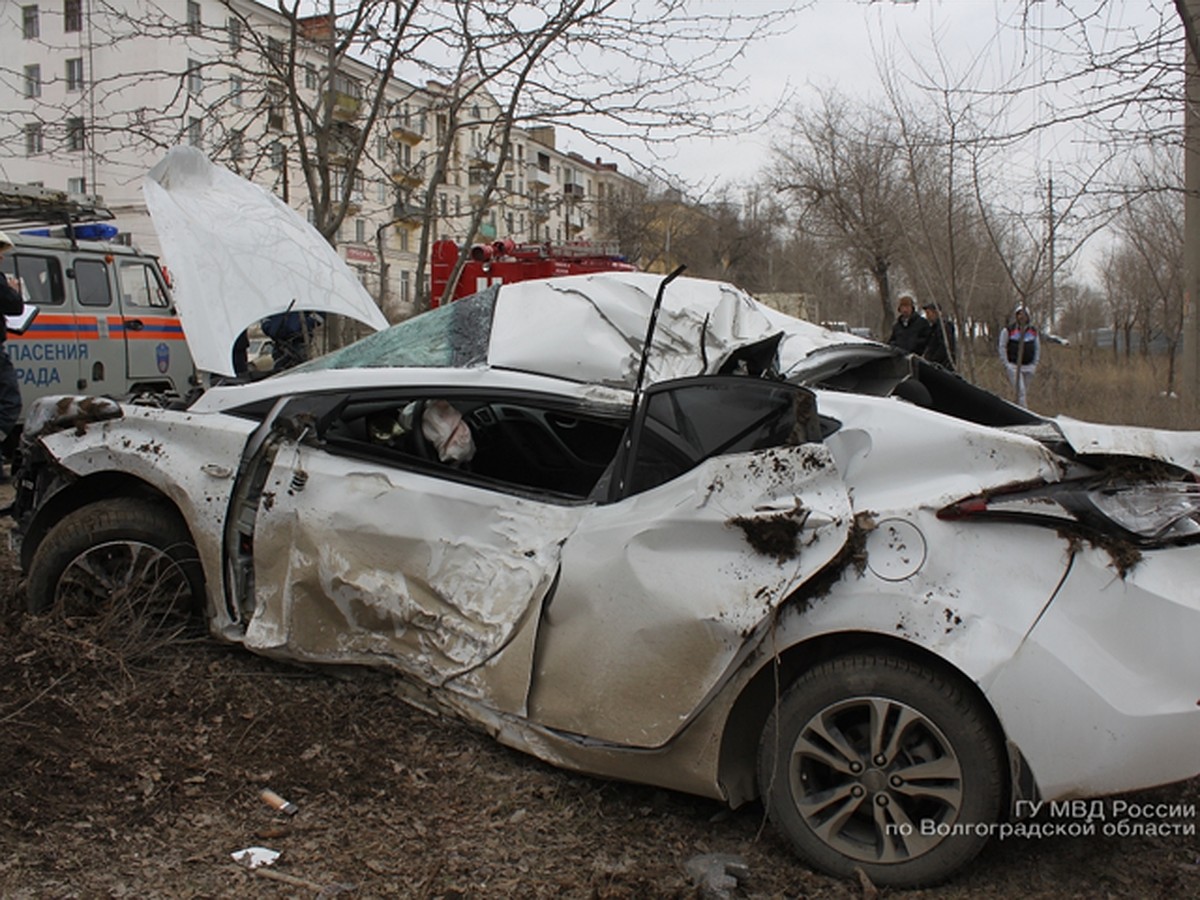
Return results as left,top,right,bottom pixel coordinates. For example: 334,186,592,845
1107,150,1187,392
772,92,910,337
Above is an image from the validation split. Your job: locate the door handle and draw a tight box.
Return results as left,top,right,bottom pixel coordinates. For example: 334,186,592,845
125,319,144,331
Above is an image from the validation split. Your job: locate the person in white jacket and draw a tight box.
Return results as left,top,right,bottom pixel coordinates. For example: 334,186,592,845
998,305,1039,407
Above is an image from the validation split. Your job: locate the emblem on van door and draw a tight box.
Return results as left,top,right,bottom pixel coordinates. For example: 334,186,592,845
156,342,170,373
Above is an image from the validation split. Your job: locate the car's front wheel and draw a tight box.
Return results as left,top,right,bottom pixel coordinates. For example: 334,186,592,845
757,652,1005,887
25,497,204,657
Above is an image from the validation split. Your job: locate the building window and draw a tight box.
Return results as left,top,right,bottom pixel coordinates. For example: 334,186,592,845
64,0,81,32
230,74,243,107
266,37,285,69
67,176,86,194
270,140,284,169
304,64,317,90
188,117,202,147
23,5,39,39
24,64,41,98
187,59,202,95
400,270,410,302
66,117,84,152
25,123,44,156
355,219,366,243
228,17,241,52
230,129,244,162
398,229,409,252
66,57,84,91
187,1,201,36
376,180,387,203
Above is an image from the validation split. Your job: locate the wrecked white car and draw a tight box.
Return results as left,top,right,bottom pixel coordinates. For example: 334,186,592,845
14,271,1200,886
12,151,1200,887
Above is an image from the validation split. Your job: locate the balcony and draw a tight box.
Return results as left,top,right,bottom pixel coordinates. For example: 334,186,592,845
390,121,423,145
469,148,498,170
342,191,364,215
393,201,424,231
529,166,552,193
391,163,424,189
328,89,362,121
563,182,585,199
531,202,550,223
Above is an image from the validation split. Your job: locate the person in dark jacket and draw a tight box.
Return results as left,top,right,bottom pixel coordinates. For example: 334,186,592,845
922,301,956,370
998,305,1039,407
262,310,323,371
0,231,26,478
888,293,931,355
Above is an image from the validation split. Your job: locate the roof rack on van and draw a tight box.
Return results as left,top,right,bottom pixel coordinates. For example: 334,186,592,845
0,182,115,248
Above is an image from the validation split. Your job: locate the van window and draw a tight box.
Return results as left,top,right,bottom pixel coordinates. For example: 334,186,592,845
0,253,64,305
117,259,170,309
74,259,112,307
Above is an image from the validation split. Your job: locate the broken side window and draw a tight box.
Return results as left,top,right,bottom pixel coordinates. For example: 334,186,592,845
623,377,821,496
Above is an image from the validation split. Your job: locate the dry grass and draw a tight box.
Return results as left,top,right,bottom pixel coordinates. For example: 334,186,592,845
961,341,1200,430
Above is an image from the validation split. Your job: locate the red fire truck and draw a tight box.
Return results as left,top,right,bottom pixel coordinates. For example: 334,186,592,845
430,238,636,307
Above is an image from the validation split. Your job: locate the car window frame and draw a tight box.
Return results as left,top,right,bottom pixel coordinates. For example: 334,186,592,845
270,387,630,505
611,375,825,501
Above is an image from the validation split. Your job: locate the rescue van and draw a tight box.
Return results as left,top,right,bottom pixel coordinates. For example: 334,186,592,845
0,185,194,421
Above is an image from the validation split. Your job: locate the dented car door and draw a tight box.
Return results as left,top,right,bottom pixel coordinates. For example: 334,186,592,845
529,378,852,747
227,393,586,713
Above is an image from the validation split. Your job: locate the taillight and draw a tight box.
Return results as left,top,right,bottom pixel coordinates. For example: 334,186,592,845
939,478,1200,546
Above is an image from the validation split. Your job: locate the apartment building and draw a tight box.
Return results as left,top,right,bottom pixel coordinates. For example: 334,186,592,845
1,0,642,318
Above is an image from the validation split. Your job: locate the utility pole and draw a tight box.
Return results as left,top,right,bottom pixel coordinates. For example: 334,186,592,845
1047,173,1055,331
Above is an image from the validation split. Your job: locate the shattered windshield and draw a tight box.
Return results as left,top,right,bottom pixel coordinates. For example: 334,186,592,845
298,287,498,371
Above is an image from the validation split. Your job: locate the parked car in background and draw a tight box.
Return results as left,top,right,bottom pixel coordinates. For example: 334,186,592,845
245,337,274,372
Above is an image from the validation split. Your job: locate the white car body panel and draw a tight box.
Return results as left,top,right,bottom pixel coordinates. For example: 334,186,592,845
987,541,1200,798
36,406,254,613
532,443,852,746
1051,415,1200,469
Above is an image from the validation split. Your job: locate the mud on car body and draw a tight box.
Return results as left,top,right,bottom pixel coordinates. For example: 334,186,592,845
12,151,1200,888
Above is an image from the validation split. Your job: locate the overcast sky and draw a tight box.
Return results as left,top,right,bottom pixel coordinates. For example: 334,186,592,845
556,1,1177,200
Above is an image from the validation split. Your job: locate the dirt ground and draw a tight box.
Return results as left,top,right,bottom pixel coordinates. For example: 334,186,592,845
1,486,1197,899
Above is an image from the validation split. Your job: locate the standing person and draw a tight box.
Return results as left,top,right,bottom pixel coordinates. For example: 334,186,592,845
888,293,931,355
922,301,957,370
999,305,1039,407
262,310,323,371
0,232,26,479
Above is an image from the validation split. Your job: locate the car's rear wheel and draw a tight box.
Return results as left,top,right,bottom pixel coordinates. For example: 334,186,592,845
26,498,204,657
757,652,1005,887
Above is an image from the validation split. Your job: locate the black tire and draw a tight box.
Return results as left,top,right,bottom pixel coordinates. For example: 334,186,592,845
26,498,205,656
757,653,1005,888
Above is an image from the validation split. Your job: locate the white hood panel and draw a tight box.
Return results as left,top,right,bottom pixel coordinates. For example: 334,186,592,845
144,146,389,376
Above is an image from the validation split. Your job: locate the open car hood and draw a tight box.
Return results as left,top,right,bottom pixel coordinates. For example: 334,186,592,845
144,146,389,376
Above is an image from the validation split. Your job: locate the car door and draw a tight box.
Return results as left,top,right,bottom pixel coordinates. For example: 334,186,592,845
113,256,188,389
226,388,624,716
528,377,853,747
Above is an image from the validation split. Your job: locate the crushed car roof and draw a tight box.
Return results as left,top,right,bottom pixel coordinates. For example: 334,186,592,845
290,273,869,389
